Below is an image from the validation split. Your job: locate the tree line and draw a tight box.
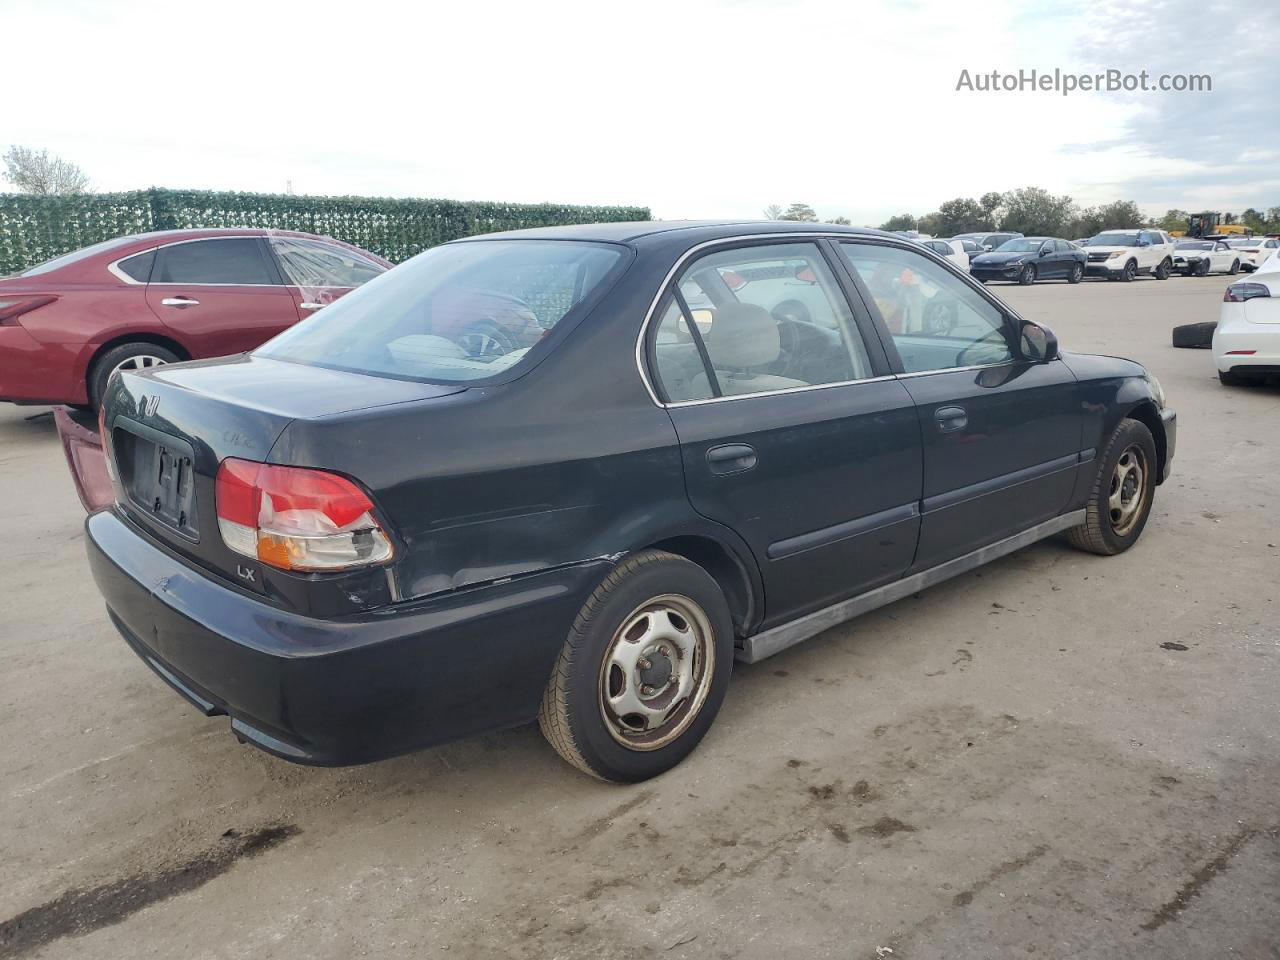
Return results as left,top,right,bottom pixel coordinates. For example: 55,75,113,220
767,191,1280,240
876,188,1148,239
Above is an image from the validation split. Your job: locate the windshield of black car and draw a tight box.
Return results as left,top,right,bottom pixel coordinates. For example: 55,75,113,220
1092,232,1141,246
995,239,1040,253
256,240,625,383
1176,241,1212,251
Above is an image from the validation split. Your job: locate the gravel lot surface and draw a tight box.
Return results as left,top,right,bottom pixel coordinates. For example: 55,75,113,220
2,273,1277,959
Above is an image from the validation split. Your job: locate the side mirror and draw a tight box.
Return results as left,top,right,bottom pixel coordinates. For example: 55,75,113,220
1020,321,1058,362
1039,246,1051,257
1136,239,1151,247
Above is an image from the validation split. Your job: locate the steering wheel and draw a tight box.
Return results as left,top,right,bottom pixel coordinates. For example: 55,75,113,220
456,319,514,361
922,298,959,336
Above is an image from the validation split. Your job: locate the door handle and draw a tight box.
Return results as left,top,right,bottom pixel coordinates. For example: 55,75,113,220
160,296,200,307
299,302,325,311
934,405,968,433
706,443,757,475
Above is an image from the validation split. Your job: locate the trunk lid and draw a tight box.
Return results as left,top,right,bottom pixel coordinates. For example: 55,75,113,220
102,354,463,613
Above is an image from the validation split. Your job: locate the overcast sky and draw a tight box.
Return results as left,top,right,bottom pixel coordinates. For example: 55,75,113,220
3,0,1276,224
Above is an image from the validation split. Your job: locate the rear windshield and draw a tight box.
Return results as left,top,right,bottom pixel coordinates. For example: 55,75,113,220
257,240,624,383
17,235,141,277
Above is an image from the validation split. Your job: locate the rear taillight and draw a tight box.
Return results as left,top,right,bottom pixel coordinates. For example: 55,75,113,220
0,295,57,325
215,458,393,572
1224,283,1270,302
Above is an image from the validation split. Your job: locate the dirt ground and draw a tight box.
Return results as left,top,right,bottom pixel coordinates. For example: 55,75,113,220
2,273,1278,960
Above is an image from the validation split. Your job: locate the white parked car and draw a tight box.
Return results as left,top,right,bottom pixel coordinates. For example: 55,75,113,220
1172,239,1242,276
1222,236,1280,271
1213,261,1280,385
918,238,970,269
1083,228,1175,281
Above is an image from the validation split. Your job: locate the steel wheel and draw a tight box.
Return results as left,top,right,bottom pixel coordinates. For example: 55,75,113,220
111,354,168,379
598,594,714,751
1108,444,1149,536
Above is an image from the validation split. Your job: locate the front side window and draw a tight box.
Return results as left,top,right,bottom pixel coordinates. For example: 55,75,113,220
270,238,385,288
154,238,277,285
258,239,624,383
839,241,1013,374
649,242,872,401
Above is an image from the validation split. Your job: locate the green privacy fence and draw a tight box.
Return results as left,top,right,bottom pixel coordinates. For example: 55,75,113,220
0,188,651,275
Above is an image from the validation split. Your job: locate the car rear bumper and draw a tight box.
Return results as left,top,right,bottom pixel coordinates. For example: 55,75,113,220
0,327,83,405
86,509,610,765
1213,318,1280,372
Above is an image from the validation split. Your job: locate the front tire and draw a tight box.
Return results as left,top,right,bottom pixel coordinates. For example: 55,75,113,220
1119,259,1137,282
1067,262,1083,284
1018,264,1037,285
1066,419,1157,556
538,550,734,782
1228,259,1241,275
88,342,180,410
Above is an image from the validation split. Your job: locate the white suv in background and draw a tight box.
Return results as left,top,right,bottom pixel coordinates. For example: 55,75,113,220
1083,229,1175,281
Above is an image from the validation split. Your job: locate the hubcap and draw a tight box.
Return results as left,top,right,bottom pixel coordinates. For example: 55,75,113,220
599,594,714,751
111,354,167,380
1108,445,1148,536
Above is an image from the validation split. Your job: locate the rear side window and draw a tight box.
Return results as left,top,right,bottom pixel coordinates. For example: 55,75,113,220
116,249,155,282
649,242,874,401
258,240,625,383
154,238,276,285
269,238,385,288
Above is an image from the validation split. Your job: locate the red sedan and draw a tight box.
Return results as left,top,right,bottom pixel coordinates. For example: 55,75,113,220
0,228,391,408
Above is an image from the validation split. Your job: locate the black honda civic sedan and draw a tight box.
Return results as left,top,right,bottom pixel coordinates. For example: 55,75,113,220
88,221,1175,782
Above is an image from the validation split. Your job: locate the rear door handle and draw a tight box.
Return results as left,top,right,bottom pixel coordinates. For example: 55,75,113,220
706,443,757,475
160,296,200,308
934,405,968,433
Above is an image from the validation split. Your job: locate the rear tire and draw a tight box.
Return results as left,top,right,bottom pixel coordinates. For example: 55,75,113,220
1067,263,1083,284
1171,321,1216,348
88,342,180,410
1155,258,1171,280
538,550,734,782
1066,419,1157,556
